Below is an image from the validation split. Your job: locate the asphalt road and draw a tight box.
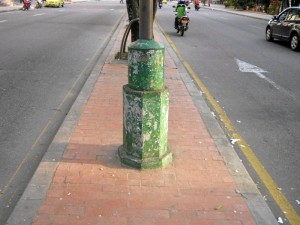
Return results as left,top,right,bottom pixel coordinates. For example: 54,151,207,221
156,3,300,223
0,1,125,223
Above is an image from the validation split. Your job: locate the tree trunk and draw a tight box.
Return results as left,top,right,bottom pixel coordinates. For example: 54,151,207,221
126,0,157,42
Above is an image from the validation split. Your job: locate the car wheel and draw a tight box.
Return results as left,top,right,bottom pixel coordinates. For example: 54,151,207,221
290,34,299,51
266,27,273,42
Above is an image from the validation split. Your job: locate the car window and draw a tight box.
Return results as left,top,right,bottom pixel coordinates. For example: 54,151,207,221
278,10,289,21
291,9,300,20
285,9,300,20
285,11,293,20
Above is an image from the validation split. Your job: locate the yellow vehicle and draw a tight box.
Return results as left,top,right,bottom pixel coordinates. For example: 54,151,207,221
45,0,64,8
163,0,167,3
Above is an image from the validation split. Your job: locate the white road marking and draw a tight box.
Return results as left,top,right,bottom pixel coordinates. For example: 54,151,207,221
249,25,264,29
0,20,8,23
235,58,279,88
236,58,297,101
235,59,266,73
33,13,45,16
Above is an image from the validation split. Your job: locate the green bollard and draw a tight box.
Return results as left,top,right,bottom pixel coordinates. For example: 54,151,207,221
118,39,172,169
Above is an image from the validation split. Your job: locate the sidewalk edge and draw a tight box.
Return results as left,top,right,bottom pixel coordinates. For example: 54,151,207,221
202,6,273,21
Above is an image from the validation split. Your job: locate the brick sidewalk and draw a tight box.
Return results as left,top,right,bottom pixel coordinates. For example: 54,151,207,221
30,18,257,225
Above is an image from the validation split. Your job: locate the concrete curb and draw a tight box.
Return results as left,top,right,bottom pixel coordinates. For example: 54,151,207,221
202,5,273,21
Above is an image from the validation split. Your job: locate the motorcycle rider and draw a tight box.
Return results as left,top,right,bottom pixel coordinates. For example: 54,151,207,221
174,0,189,29
35,0,43,8
158,0,163,8
194,0,200,10
22,0,31,10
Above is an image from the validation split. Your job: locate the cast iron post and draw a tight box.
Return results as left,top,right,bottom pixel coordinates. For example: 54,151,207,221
118,0,172,169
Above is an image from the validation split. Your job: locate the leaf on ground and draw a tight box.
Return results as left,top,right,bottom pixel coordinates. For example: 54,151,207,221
214,204,224,210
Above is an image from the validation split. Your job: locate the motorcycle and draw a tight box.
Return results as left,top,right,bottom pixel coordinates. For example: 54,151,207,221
22,0,31,10
159,1,162,8
173,5,190,36
35,0,43,8
176,16,189,36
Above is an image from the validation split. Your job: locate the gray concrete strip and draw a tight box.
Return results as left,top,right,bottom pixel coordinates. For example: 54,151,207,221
0,5,22,13
202,4,273,21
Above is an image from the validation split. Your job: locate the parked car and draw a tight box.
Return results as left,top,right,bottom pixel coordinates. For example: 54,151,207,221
45,0,64,7
266,7,300,51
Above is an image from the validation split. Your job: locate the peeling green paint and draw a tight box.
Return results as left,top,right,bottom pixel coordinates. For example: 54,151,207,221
119,39,172,169
128,39,165,91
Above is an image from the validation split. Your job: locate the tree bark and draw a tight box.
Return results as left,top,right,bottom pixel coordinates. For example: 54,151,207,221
126,0,157,42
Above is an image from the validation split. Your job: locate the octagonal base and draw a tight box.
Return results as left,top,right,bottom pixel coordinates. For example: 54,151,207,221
119,85,172,169
118,145,172,169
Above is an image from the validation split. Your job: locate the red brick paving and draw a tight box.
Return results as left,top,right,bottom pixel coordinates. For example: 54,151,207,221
32,19,257,225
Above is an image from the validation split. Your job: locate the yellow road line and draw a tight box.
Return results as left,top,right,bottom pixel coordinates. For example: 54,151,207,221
0,72,78,198
0,62,81,197
159,24,300,225
0,121,51,197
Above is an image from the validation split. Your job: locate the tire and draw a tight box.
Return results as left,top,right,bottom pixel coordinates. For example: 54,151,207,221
180,27,184,36
290,34,299,51
266,27,273,42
